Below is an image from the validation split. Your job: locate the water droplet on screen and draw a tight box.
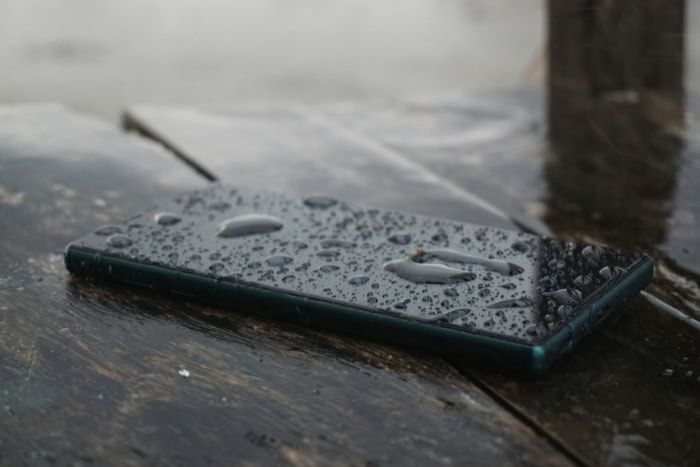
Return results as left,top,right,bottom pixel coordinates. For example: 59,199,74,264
317,249,340,258
106,234,132,248
319,264,340,273
304,196,338,209
421,249,523,276
599,266,625,281
209,263,225,273
321,239,356,249
582,245,604,262
388,233,412,245
383,257,476,284
217,214,283,238
432,308,470,324
348,276,370,286
266,255,293,267
573,275,592,288
444,288,459,297
487,298,534,308
95,224,121,236
154,212,181,226
511,241,530,253
544,288,582,305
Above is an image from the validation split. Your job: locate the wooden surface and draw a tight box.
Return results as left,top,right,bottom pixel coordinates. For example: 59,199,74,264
123,92,700,466
0,104,575,465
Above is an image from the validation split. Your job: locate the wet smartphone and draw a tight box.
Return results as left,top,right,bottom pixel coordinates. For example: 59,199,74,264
64,184,653,374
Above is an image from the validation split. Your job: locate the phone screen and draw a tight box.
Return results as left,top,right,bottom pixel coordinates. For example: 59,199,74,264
67,184,645,345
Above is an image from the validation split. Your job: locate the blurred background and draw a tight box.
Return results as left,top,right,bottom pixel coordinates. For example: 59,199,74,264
1,0,550,120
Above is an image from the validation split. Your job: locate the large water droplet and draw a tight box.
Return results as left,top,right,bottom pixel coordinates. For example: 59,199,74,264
106,234,132,248
420,248,523,276
318,264,340,273
487,298,534,308
217,214,283,238
304,196,338,209
154,212,182,226
383,257,476,284
388,233,412,245
266,255,293,267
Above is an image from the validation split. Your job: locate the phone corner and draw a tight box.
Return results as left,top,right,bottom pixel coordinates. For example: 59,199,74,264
528,344,552,375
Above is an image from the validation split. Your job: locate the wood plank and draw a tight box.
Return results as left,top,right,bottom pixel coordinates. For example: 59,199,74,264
125,100,700,466
0,105,571,466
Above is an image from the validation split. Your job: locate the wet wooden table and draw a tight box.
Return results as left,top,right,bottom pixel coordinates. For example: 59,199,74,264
1,93,698,466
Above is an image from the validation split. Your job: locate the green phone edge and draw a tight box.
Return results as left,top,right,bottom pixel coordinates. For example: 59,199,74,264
64,245,654,375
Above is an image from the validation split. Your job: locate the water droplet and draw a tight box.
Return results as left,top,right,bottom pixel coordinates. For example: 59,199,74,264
348,276,369,286
388,233,412,245
431,230,448,243
154,212,181,226
544,288,582,305
511,241,530,253
317,249,340,258
106,234,132,248
304,196,338,209
478,288,491,297
266,255,293,267
487,298,534,308
318,264,340,273
444,288,459,297
282,274,295,283
500,283,516,290
599,266,625,281
321,239,356,249
217,214,283,238
432,308,470,324
548,258,566,270
420,248,523,276
573,275,593,288
582,245,604,262
209,263,225,273
384,257,476,284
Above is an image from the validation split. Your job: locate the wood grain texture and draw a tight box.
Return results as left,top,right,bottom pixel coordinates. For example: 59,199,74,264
125,98,699,466
0,105,571,466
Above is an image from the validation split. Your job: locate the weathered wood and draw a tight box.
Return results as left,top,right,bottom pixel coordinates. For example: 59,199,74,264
0,105,571,465
125,99,700,466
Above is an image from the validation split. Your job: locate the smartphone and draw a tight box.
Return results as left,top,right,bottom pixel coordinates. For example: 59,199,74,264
64,184,653,374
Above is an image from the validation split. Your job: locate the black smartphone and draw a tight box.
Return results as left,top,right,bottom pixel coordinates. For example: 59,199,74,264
64,184,653,374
